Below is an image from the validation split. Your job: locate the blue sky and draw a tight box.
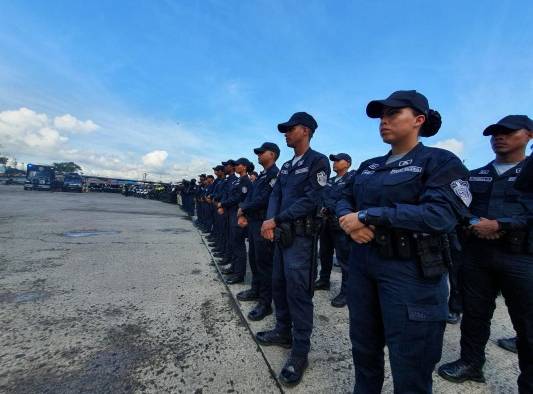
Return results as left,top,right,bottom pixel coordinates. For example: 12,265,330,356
0,0,531,180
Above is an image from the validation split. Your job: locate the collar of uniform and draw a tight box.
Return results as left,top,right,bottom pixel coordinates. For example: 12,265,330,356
489,159,525,179
380,142,425,170
289,148,313,173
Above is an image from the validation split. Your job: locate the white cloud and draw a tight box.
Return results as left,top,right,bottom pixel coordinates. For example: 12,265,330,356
0,107,97,151
54,114,99,133
142,150,168,168
431,138,465,157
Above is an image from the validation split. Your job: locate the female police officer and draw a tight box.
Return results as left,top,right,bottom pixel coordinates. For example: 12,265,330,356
336,90,470,393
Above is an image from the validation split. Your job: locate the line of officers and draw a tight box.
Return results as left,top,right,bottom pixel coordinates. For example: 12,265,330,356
178,91,532,393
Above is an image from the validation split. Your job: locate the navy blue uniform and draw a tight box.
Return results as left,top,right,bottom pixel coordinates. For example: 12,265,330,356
267,148,330,356
318,171,355,294
221,174,251,277
240,164,279,305
336,143,470,393
461,161,533,392
210,177,225,251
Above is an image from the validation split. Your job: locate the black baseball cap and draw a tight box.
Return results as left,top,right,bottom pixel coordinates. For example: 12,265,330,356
329,153,352,163
235,157,252,167
254,142,280,157
483,115,533,136
222,160,236,166
212,165,224,171
366,90,429,118
198,173,206,178
278,112,318,133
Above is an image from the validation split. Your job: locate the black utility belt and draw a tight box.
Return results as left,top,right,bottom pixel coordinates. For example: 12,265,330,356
372,228,451,279
274,217,323,248
471,230,532,255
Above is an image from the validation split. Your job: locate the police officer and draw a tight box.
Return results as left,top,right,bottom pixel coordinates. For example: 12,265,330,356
237,142,280,320
209,165,227,256
257,112,330,386
438,115,533,392
314,153,354,307
337,90,470,393
219,158,252,284
216,160,237,266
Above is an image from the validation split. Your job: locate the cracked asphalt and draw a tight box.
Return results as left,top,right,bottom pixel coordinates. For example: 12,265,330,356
0,185,520,393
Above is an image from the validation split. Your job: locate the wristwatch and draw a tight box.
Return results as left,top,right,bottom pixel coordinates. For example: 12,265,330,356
357,210,368,224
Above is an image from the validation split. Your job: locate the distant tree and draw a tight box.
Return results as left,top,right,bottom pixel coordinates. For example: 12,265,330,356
0,156,8,165
53,162,82,173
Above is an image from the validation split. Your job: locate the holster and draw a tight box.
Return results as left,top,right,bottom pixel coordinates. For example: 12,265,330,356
274,222,294,248
374,227,395,259
413,233,450,279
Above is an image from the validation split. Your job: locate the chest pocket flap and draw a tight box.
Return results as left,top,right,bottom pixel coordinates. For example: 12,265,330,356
382,171,421,186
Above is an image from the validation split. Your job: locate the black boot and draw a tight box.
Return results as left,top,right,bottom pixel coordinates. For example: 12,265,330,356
314,278,330,290
438,359,485,383
237,288,259,301
446,311,461,325
497,337,518,354
331,292,347,308
256,329,292,348
248,303,272,321
279,353,309,387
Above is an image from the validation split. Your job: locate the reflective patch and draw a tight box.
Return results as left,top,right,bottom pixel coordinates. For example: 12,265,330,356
508,176,517,182
317,171,327,186
479,169,490,175
283,162,290,168
469,176,492,182
451,179,472,207
269,178,277,187
399,159,413,167
295,167,309,174
516,168,521,173
280,170,288,174
298,160,304,166
241,186,248,193
361,170,375,175
368,163,379,169
390,166,422,174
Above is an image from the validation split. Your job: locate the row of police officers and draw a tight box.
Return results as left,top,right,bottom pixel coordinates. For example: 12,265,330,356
181,90,532,393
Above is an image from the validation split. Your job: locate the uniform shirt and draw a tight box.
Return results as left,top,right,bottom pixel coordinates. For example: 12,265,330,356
221,174,251,209
211,177,226,201
240,164,279,217
336,143,470,233
515,154,533,192
322,170,355,215
469,160,532,231
217,173,236,202
267,148,330,223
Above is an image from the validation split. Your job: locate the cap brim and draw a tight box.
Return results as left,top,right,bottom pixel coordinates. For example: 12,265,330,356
483,124,516,136
366,99,411,118
277,120,298,133
329,154,339,161
253,147,266,154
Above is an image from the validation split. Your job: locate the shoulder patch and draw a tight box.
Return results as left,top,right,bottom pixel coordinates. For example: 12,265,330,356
451,179,472,207
241,186,248,193
317,171,327,186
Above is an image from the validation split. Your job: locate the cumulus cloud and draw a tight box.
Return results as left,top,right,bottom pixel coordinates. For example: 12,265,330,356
431,138,465,157
0,107,97,151
142,150,168,168
54,114,99,133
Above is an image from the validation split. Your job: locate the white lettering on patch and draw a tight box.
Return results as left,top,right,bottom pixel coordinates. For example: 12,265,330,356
508,176,517,182
479,169,490,175
399,159,413,167
295,167,309,175
390,166,422,174
469,176,492,182
280,170,288,174
451,179,472,207
361,170,375,175
368,163,379,169
269,178,277,187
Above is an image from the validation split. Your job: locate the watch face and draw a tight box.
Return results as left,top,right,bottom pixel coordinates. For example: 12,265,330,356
469,217,480,225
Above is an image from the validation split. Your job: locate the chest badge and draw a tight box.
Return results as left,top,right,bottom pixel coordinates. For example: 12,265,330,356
398,159,413,167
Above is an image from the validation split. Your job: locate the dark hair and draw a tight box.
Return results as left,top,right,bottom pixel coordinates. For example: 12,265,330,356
248,163,255,173
411,108,442,137
207,175,214,180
